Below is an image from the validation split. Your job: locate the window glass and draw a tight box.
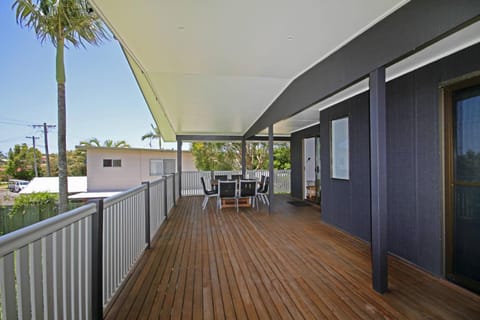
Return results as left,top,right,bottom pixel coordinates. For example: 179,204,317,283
112,159,122,167
150,159,164,176
331,117,349,180
103,159,112,167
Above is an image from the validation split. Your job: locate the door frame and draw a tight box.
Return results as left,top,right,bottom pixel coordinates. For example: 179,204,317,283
443,73,480,292
303,136,320,204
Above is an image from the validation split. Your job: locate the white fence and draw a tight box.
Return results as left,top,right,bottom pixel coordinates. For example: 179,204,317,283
181,170,291,196
0,174,179,319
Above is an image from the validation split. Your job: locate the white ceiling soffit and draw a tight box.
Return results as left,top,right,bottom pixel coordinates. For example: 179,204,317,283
268,19,480,136
89,0,409,141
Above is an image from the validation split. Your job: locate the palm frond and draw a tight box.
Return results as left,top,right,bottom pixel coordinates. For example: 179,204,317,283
13,0,109,48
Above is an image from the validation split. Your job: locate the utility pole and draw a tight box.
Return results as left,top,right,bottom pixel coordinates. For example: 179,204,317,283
26,136,40,177
33,123,56,176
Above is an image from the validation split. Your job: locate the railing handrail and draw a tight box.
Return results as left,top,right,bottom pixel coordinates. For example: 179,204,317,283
0,203,97,257
150,176,165,187
103,184,146,207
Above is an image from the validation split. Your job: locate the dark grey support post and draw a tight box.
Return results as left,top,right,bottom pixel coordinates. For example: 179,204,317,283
369,67,388,294
142,181,151,249
268,125,274,213
241,139,247,178
172,174,176,207
91,199,104,320
164,178,168,220
177,139,182,197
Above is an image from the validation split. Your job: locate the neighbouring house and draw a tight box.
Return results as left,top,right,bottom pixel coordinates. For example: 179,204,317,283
20,176,87,194
84,147,197,192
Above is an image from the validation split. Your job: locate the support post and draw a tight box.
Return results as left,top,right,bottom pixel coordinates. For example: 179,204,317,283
142,181,151,249
91,199,104,320
241,139,247,178
369,67,388,293
177,139,182,197
172,175,176,207
164,178,168,220
268,125,274,213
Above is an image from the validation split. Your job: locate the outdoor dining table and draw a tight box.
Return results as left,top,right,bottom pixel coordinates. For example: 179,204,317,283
212,178,259,208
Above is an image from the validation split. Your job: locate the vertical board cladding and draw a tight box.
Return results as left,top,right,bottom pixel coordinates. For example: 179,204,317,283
320,93,371,242
290,124,321,199
387,42,480,276
319,42,480,276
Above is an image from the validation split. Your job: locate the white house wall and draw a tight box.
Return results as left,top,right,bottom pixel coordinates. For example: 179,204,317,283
86,148,196,192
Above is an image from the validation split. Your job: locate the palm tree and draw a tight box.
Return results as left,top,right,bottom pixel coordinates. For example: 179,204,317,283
141,124,162,149
103,139,130,148
79,138,130,148
79,137,101,147
13,0,108,213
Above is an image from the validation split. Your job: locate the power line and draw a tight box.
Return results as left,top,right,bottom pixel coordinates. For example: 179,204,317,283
0,121,33,127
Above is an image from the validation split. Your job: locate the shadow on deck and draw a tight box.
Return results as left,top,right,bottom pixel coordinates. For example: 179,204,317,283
105,195,480,319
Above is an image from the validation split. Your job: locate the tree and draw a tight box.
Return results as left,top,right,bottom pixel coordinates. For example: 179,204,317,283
6,144,43,180
273,143,291,170
103,139,130,148
79,138,130,148
13,0,108,213
191,141,290,171
44,149,86,176
141,124,162,149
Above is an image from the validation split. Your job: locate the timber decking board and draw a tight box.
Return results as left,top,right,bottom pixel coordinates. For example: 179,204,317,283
105,196,480,320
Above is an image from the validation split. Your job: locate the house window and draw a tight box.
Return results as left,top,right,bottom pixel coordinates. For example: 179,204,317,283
150,159,164,176
103,159,121,167
330,116,349,180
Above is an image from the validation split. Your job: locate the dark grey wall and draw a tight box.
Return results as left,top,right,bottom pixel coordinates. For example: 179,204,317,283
386,42,480,276
320,93,371,241
318,42,480,276
290,124,320,199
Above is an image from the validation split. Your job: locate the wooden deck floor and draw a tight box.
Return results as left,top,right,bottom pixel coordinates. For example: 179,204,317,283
105,196,480,320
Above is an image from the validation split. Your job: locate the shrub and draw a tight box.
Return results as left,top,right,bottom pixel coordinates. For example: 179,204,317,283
10,192,58,217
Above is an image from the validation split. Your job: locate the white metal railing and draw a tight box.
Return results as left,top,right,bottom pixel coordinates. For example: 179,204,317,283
102,185,146,308
0,175,178,319
181,170,291,196
148,178,166,240
0,203,97,319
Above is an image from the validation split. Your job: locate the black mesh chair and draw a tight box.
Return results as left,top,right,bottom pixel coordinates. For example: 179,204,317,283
257,175,266,193
239,180,257,212
231,174,243,181
214,175,228,181
201,177,217,210
212,174,228,192
257,177,270,206
217,180,237,211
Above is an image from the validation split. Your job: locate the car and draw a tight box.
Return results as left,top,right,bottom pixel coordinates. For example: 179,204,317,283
8,179,29,193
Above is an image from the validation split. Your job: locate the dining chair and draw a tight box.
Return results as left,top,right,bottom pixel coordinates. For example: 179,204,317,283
239,180,257,212
200,177,217,210
257,175,266,193
231,174,243,181
257,176,270,206
217,180,237,211
214,175,228,181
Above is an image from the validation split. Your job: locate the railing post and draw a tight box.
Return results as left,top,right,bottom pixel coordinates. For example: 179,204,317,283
91,199,104,320
172,174,176,207
142,182,151,249
164,178,168,220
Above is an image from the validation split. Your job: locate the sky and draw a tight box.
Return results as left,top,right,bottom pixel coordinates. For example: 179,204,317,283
0,2,180,156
